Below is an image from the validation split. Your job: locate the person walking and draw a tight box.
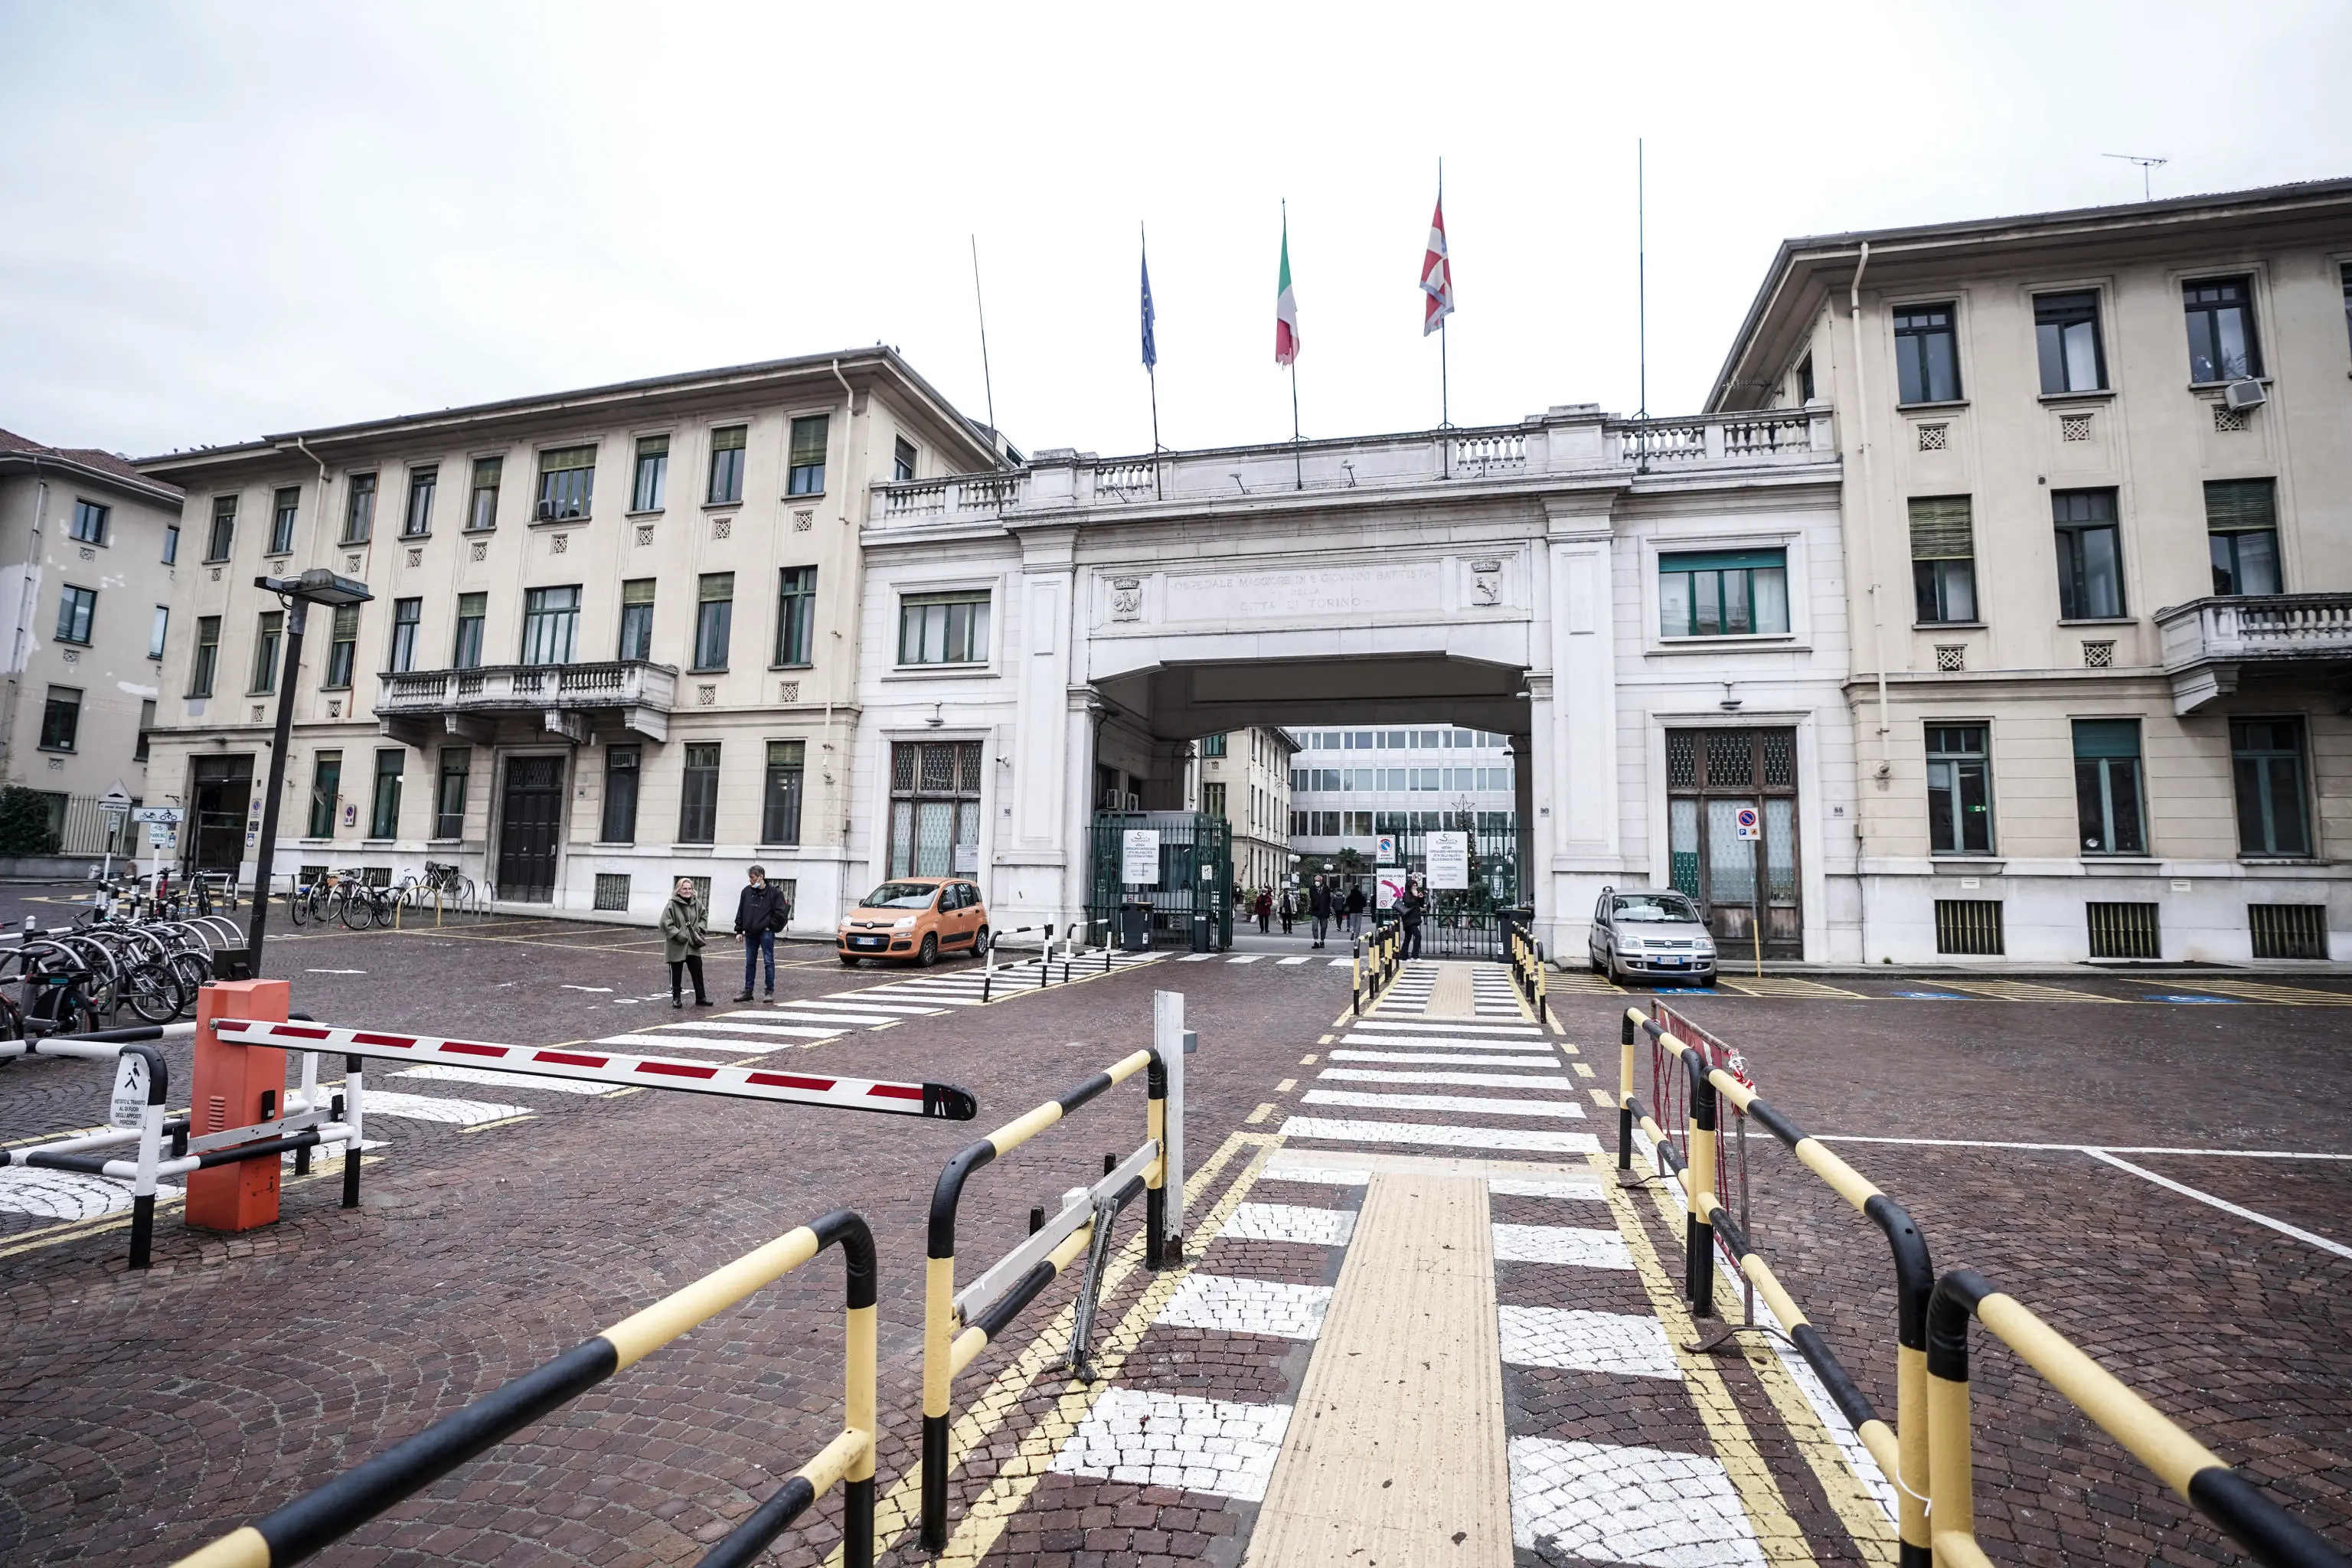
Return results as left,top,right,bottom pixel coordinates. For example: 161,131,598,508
1400,874,1427,960
731,864,791,1001
1254,888,1272,933
1344,880,1367,936
1308,876,1333,948
1279,889,1295,934
661,877,711,1008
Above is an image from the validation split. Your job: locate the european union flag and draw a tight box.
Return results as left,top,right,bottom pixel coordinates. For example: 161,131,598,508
1140,242,1158,371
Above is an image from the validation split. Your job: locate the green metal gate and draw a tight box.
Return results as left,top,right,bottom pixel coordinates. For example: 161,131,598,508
1086,811,1233,951
1370,817,1524,961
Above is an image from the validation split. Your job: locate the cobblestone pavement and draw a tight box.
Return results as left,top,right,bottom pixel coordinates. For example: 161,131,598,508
3,918,2350,1566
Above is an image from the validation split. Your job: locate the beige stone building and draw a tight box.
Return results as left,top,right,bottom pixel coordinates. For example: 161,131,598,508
1710,178,2352,962
0,432,184,852
136,351,998,926
1184,725,1297,892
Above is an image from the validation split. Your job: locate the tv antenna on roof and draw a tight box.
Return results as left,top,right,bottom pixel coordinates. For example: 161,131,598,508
2102,153,2168,202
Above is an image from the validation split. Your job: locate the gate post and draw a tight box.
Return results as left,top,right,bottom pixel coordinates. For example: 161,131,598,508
187,978,292,1232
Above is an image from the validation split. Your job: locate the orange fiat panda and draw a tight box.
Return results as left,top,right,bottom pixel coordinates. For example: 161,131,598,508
837,876,989,966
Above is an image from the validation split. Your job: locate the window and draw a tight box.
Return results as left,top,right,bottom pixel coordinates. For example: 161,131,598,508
191,616,220,696
1658,550,1789,638
521,585,580,665
162,524,178,565
893,436,917,482
452,592,486,668
370,750,403,839
435,746,469,839
1893,302,1960,403
887,740,981,877
632,436,668,512
787,415,828,495
536,446,595,521
251,610,283,694
54,584,95,645
2205,479,2280,596
1909,497,1976,623
206,495,236,560
309,752,342,838
678,743,720,844
468,457,501,531
258,488,296,556
2232,719,2309,858
2184,277,2261,383
2053,489,2123,619
707,425,746,505
1926,725,1994,855
400,467,436,537
602,745,640,843
1935,900,2004,956
134,699,155,763
775,567,816,666
594,874,632,912
1795,354,1815,403
388,598,422,673
898,591,991,665
325,603,359,688
70,499,108,544
38,686,80,751
693,573,733,670
1203,782,1227,818
2034,291,2106,394
149,605,169,660
2073,720,2145,855
618,579,655,662
342,472,376,544
1201,733,1227,757
763,740,804,844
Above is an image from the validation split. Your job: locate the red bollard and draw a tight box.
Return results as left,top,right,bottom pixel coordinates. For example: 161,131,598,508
186,978,292,1233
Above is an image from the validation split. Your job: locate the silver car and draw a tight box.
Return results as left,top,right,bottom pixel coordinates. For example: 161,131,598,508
1589,887,1718,985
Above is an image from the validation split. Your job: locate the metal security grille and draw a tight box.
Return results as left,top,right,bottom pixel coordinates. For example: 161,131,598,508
888,741,982,878
2249,903,2327,960
1377,818,1523,960
594,874,630,912
1665,727,1802,959
2086,902,2161,959
1086,810,1232,950
1934,900,2004,956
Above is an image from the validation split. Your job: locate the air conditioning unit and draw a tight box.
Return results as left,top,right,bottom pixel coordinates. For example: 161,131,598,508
2223,379,2268,412
534,500,556,521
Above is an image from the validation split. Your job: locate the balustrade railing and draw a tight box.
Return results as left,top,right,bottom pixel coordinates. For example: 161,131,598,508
375,662,677,714
2158,593,2352,668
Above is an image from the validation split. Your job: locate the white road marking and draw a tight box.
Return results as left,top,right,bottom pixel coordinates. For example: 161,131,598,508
1050,1387,1292,1501
2086,1149,2352,1262
1227,954,1263,964
1277,956,1312,965
1499,1305,1681,1380
560,985,612,993
591,1034,780,1054
1279,1118,1600,1156
1510,1436,1764,1566
1179,953,1215,962
0,1168,181,1220
1302,1089,1586,1119
645,1020,845,1039
1350,1019,1541,1037
1154,1272,1332,1340
1340,1034,1555,1053
394,1065,615,1096
1321,1067,1574,1089
1491,1223,1632,1270
1256,1165,1371,1187
1218,1203,1357,1247
1329,1049,1563,1068
1818,1135,2352,1160
360,1090,534,1125
1488,1178,1605,1200
306,968,366,975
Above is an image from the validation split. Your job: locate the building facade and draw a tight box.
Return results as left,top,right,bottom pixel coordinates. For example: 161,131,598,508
1185,725,1295,891
136,351,999,926
1710,178,2352,962
0,431,184,848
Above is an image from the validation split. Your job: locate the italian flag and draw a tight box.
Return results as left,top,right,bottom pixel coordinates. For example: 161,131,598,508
1274,214,1300,366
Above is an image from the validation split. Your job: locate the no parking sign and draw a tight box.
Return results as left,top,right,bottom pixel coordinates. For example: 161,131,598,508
1734,806,1761,841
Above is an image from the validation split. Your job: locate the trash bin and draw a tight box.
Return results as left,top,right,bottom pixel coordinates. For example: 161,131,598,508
1121,901,1152,952
1191,907,1212,953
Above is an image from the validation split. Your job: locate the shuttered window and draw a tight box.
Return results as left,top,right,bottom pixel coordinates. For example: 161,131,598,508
2205,479,2279,596
1909,496,1976,623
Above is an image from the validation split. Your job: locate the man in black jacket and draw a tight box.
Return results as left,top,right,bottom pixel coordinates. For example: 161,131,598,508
1399,874,1428,959
731,865,791,1001
1308,876,1333,949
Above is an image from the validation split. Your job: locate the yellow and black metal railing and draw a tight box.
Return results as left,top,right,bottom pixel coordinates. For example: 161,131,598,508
1621,1006,1935,1566
1352,923,1401,1014
921,1046,1176,1550
1926,1269,2350,1568
172,1210,880,1568
1506,925,1547,1012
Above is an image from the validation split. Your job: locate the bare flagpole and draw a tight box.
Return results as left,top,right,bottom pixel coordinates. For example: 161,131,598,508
1635,140,1648,422
970,234,1000,465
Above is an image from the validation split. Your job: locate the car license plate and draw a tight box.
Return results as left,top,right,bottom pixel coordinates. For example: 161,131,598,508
1660,956,1687,967
852,936,883,949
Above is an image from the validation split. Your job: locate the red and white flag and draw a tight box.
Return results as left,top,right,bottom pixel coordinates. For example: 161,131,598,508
1421,194,1454,335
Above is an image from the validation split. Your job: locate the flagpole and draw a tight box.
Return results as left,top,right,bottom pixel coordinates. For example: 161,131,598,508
1438,157,1449,433
1285,198,1302,492
1143,220,1162,499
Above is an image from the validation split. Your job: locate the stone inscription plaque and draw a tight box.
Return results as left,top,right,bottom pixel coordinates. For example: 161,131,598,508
1162,560,1442,623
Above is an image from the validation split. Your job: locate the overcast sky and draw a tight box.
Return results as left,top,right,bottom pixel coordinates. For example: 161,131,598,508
4,2,2348,465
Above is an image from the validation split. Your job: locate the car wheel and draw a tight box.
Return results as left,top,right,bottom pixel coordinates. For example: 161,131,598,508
917,933,938,968
838,954,860,967
972,925,990,958
1587,943,1603,974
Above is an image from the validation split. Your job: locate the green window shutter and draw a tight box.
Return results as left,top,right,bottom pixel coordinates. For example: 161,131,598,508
1908,496,1975,560
2072,719,2141,760
711,425,746,452
1658,548,1787,574
2203,478,2276,533
622,578,656,606
699,573,734,602
789,416,829,467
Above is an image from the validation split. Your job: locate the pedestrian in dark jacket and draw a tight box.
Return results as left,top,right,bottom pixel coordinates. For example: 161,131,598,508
1254,889,1272,933
731,864,791,1001
661,878,711,1008
1400,875,1428,960
1308,877,1334,948
1279,891,1295,934
1344,881,1367,936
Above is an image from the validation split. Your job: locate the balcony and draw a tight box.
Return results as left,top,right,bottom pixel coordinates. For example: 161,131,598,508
865,406,1837,526
375,660,678,743
2154,593,2352,713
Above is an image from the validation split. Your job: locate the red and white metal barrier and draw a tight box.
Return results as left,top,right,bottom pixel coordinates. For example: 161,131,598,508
212,1019,979,1120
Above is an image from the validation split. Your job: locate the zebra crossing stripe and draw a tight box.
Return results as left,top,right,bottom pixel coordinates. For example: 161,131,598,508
1279,1117,1599,1155
1301,1089,1586,1119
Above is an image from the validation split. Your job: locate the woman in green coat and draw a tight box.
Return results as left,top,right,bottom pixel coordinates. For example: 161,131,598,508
660,877,712,1008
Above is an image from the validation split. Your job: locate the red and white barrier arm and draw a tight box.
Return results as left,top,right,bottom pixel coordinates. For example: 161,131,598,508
212,1019,981,1121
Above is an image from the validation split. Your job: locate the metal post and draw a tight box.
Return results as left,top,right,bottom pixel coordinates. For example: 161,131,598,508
245,598,305,978
1154,989,1185,1259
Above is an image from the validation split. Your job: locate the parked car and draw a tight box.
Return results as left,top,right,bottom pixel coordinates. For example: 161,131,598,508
1588,887,1717,985
838,877,988,967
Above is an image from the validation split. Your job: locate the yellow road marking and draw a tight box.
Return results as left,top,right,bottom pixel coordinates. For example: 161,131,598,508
1275,1078,1296,1093
1245,1102,1276,1125
1299,1054,1318,1065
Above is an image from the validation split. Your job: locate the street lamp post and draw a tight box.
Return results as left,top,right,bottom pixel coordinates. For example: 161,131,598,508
247,569,370,978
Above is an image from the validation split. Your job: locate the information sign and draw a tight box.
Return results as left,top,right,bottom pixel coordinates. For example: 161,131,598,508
1120,829,1161,886
1426,831,1470,890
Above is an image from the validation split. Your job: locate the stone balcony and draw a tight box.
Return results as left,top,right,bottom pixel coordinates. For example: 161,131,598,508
374,660,678,744
866,405,1837,525
2154,593,2352,712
